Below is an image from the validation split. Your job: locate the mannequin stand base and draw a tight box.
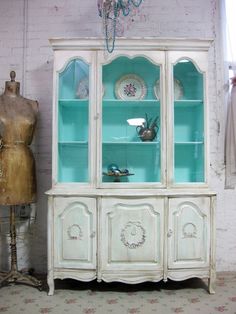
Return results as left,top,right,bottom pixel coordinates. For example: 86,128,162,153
0,269,42,290
0,205,42,290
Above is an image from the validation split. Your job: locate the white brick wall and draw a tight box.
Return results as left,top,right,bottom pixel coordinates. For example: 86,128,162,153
0,0,235,273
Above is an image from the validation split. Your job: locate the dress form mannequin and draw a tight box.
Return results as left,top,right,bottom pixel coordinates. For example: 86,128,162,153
0,71,38,205
0,71,42,289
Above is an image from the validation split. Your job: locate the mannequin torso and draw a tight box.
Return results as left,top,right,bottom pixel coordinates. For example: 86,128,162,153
0,72,38,205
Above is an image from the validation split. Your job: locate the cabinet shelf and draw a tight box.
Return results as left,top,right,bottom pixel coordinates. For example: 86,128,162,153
103,99,160,107
103,141,160,145
175,141,203,145
59,99,88,107
58,141,88,145
174,100,203,107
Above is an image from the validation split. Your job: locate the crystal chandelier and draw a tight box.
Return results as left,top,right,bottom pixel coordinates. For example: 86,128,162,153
97,0,143,53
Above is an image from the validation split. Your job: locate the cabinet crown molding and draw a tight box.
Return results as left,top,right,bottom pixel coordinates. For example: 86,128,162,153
49,37,213,51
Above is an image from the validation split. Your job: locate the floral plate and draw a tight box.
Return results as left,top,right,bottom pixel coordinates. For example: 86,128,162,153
115,74,147,100
154,78,184,100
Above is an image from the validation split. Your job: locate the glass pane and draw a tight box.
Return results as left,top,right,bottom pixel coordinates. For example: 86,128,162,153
173,60,204,183
58,59,89,182
102,56,161,183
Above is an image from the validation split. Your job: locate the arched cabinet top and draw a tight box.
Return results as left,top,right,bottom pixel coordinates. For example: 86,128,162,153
98,51,165,67
174,201,207,219
50,38,213,73
54,50,93,73
168,51,209,73
173,57,204,75
59,201,92,219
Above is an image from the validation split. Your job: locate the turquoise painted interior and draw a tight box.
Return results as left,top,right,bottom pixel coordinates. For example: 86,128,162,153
57,57,204,184
174,102,203,142
58,143,88,182
59,100,88,142
102,56,161,183
102,101,160,142
102,143,161,182
103,56,160,100
59,59,89,99
174,144,204,182
173,60,204,183
58,59,89,182
173,59,203,100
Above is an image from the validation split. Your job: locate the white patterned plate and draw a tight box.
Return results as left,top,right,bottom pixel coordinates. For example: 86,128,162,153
154,78,184,100
115,74,147,100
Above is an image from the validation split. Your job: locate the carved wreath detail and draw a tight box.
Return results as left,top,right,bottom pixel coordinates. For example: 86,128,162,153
120,221,146,249
67,224,83,240
182,222,197,238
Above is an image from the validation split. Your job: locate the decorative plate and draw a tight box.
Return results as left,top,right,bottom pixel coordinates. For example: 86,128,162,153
115,74,147,100
76,77,89,99
154,78,184,100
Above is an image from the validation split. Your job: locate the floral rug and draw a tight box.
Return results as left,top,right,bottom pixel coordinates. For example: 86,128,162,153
0,272,236,314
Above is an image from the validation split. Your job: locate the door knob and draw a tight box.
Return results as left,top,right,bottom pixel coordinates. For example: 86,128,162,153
167,229,173,237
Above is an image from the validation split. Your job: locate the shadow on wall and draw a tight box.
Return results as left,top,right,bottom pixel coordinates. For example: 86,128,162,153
25,59,54,273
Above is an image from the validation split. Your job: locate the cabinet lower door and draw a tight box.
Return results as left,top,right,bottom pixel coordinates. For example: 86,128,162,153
168,197,210,269
54,197,96,269
100,197,164,275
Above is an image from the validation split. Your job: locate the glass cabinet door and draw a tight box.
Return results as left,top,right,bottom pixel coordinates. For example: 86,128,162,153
101,56,162,184
173,59,205,183
58,59,89,183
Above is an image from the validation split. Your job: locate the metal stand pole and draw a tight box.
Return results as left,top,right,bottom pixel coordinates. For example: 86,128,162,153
0,205,42,289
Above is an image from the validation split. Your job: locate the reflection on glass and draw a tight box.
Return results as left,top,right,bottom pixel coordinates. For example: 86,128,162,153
173,60,204,183
102,56,161,183
59,60,89,100
58,59,89,183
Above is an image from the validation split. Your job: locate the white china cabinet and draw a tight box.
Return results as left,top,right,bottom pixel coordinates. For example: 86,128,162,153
47,38,216,295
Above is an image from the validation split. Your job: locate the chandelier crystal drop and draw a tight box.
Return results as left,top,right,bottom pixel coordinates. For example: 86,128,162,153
98,0,143,53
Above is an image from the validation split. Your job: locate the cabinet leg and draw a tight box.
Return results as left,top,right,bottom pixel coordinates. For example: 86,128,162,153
47,274,54,296
208,276,216,294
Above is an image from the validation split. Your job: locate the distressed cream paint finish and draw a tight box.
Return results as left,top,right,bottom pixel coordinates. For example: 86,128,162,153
46,38,216,295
